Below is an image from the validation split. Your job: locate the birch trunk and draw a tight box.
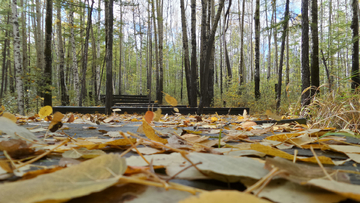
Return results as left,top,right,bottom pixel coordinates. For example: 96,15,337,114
69,4,80,105
11,0,24,114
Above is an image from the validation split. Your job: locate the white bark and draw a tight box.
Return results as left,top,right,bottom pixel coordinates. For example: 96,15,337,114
69,6,80,105
11,0,24,115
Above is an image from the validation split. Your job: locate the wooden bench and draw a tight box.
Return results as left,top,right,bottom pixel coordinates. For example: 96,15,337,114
100,95,155,106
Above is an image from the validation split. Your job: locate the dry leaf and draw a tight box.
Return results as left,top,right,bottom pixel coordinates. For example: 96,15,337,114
2,112,17,123
67,114,75,123
0,154,127,203
0,117,43,143
0,139,34,158
142,120,168,144
265,110,282,121
62,148,106,159
164,93,178,106
307,179,360,201
179,190,271,203
39,106,53,119
154,108,162,121
144,111,154,124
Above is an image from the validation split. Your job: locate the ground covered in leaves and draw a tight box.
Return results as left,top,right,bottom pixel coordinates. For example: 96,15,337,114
0,106,360,203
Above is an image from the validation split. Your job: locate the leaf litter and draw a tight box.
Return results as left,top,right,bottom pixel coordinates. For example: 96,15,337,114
0,105,359,202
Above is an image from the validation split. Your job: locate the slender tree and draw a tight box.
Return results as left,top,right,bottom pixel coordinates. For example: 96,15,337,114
190,0,197,107
69,3,80,105
43,0,53,106
11,0,24,114
57,3,69,105
276,0,290,110
105,0,114,115
180,0,192,106
239,0,245,85
254,0,260,100
79,0,94,106
301,0,310,106
351,0,359,90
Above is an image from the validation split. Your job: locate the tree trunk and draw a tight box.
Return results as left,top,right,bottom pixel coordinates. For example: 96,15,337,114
57,3,69,106
151,0,159,103
272,0,278,76
96,0,101,103
0,14,9,102
190,0,197,107
301,0,310,106
69,4,80,105
43,0,53,107
266,0,272,80
254,0,260,100
119,4,123,96
147,2,152,103
105,0,113,115
11,0,24,114
351,0,360,90
276,0,290,110
156,0,164,104
180,0,192,106
198,0,225,114
79,0,94,106
20,0,28,111
239,0,245,85
311,0,319,95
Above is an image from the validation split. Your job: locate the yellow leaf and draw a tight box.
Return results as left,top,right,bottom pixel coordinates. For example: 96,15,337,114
2,112,17,123
174,107,179,112
39,106,53,119
251,143,334,165
164,93,178,106
265,133,301,142
210,117,218,122
131,118,139,122
142,120,167,144
153,108,162,121
0,105,4,115
0,154,126,203
179,190,271,203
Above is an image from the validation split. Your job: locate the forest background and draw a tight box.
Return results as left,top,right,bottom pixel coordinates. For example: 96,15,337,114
0,0,359,117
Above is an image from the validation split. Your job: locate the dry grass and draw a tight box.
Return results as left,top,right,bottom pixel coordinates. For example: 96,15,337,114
301,88,360,133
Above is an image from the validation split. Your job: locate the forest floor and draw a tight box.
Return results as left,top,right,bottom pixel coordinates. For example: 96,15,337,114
0,107,360,203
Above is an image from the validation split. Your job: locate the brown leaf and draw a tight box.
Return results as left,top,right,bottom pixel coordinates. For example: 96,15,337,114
67,114,75,123
0,139,34,158
144,111,154,124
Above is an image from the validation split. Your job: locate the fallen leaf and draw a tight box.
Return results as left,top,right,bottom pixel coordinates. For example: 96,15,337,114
0,117,43,143
2,112,17,123
62,148,106,159
0,154,127,203
0,139,34,158
186,153,269,182
179,190,271,203
307,179,360,201
67,114,75,123
241,178,347,203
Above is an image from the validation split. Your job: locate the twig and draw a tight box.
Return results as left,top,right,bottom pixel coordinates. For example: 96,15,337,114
293,149,298,163
310,146,334,181
245,168,280,194
254,170,286,196
120,132,150,165
3,150,16,170
166,162,202,182
118,176,205,194
119,141,142,158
